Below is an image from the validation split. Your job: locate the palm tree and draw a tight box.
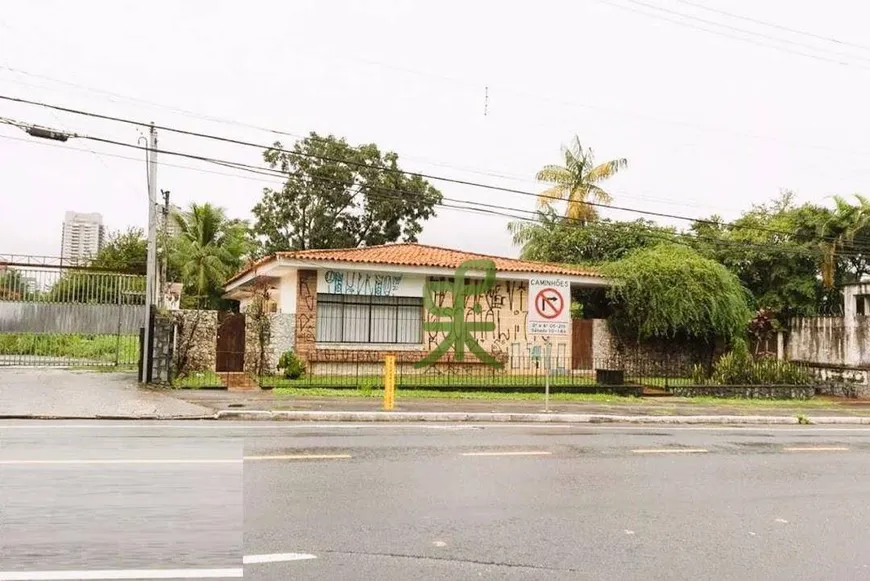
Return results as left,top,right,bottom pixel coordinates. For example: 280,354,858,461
535,136,628,224
820,194,870,288
170,203,251,305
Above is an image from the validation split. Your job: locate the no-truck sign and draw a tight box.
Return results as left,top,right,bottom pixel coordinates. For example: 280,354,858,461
528,277,570,335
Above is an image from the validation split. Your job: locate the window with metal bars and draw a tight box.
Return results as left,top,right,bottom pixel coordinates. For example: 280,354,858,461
315,294,423,344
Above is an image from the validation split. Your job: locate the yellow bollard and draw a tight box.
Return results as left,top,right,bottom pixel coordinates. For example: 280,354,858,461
383,354,396,411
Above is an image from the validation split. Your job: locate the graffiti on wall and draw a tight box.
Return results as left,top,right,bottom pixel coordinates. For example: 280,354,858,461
416,259,504,370
323,270,404,297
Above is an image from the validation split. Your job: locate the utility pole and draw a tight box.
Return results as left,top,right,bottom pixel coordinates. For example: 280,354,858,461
159,189,171,309
142,123,159,382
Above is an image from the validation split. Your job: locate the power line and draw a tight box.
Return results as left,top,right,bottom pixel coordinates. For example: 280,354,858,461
0,95,847,244
595,0,869,68
1,122,860,260
0,101,852,248
672,0,870,53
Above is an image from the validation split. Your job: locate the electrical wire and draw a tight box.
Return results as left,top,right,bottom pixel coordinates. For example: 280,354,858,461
594,0,869,68
0,95,848,245
1,124,861,261
671,0,870,53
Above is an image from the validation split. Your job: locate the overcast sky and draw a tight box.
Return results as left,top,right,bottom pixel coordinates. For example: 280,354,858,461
2,0,870,259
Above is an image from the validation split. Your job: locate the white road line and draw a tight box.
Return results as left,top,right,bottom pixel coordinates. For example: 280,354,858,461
0,568,242,580
783,446,850,452
243,553,318,564
244,454,351,461
0,459,240,466
460,451,553,457
631,448,708,454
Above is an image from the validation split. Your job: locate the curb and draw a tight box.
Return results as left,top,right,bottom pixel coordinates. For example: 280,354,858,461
3,412,870,425
211,410,870,425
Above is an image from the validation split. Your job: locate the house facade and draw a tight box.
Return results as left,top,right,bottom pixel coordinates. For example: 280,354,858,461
222,243,609,374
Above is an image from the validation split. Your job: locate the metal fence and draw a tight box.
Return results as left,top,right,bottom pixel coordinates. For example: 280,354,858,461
0,265,145,367
172,350,815,394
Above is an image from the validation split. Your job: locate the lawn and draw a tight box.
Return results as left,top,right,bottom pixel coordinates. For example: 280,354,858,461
0,333,139,365
267,386,845,407
270,386,640,402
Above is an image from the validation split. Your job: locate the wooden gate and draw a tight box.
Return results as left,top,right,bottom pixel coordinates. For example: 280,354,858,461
215,311,246,372
572,319,593,369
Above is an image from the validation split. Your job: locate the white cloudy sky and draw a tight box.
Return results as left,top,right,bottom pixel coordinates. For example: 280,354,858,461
1,0,869,259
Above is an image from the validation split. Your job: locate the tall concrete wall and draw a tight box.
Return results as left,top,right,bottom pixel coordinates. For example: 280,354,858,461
787,316,870,367
0,302,142,334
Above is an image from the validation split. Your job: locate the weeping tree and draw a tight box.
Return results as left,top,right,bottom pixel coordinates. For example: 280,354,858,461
600,244,752,348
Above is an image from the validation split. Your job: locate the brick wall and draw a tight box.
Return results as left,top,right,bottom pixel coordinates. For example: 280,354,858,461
295,270,317,361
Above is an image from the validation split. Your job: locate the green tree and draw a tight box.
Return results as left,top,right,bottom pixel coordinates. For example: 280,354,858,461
92,228,147,273
0,269,33,301
252,133,443,254
508,209,677,264
48,228,149,304
819,194,870,289
535,136,628,224
600,244,752,344
169,202,252,308
691,191,841,318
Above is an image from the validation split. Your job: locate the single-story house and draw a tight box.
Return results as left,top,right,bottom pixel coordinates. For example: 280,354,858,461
222,243,610,374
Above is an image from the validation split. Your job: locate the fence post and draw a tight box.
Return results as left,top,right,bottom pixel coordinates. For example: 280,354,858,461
384,354,396,411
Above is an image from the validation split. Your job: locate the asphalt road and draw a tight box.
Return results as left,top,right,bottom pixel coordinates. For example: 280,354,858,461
3,422,870,580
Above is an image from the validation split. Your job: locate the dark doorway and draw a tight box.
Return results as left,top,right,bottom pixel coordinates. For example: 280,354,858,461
572,319,593,370
216,312,246,372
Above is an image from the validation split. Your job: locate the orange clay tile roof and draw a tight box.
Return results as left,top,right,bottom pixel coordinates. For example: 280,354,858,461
227,243,600,286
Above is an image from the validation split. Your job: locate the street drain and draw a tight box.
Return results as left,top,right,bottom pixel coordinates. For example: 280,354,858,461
228,403,245,408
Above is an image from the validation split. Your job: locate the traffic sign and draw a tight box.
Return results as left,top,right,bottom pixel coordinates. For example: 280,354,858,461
528,277,570,335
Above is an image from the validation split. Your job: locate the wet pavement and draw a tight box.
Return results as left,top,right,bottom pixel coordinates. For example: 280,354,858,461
0,368,214,418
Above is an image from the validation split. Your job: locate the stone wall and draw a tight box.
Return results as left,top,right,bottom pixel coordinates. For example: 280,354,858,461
669,385,815,399
265,313,295,371
590,318,713,373
150,314,175,385
172,309,218,375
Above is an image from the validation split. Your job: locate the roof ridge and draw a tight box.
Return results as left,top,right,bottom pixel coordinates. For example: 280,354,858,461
284,241,573,267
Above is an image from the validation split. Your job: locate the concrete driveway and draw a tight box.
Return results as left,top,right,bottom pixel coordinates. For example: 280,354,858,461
0,368,214,418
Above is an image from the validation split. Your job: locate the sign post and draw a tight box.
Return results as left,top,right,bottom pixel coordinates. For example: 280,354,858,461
527,277,570,412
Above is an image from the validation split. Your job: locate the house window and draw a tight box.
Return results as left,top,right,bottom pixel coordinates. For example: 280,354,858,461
315,294,423,344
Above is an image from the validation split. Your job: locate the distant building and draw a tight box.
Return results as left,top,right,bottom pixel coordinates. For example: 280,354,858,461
159,204,184,240
60,211,105,265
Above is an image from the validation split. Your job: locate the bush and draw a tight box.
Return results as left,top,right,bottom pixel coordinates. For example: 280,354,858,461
277,350,305,379
693,350,812,386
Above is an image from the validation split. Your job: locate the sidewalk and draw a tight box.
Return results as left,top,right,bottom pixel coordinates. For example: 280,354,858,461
0,368,214,419
172,389,870,421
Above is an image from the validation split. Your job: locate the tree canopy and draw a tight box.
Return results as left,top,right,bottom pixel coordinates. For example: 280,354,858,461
690,191,842,317
169,202,252,308
600,244,752,343
252,133,443,254
509,209,678,265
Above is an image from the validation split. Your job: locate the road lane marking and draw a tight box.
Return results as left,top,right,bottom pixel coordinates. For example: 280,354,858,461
631,448,708,454
0,568,242,580
783,446,849,452
243,553,317,564
244,454,351,461
460,451,552,457
0,459,240,466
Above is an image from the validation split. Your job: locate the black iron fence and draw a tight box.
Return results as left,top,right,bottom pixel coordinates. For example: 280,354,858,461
171,350,816,395
0,265,145,368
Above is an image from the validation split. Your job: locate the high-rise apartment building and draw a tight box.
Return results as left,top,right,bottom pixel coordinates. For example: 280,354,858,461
60,211,105,265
